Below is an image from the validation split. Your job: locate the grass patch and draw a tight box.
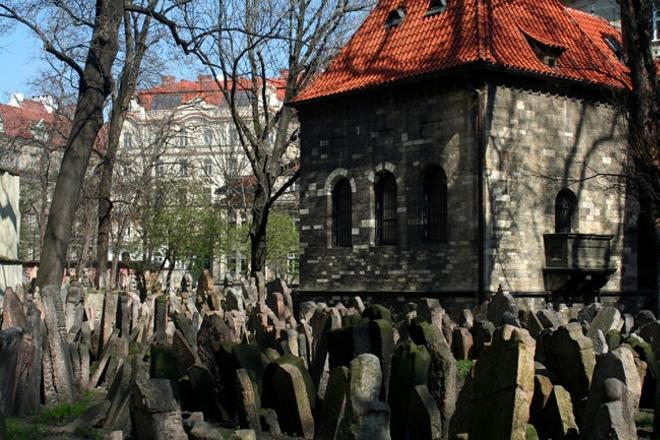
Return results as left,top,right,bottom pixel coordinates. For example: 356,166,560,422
456,359,473,379
35,391,100,425
6,417,44,440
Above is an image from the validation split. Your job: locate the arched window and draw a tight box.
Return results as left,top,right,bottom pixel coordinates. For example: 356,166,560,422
332,178,352,247
423,165,447,242
375,171,397,245
555,189,577,233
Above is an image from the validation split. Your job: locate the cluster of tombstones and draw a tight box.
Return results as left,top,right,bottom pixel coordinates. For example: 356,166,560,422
0,277,658,440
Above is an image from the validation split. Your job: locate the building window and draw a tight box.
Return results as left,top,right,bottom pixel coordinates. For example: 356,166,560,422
179,160,188,176
332,178,352,247
375,171,397,245
177,128,188,147
654,5,660,41
155,160,164,177
427,0,446,14
123,133,134,149
203,159,213,176
423,165,447,242
204,129,214,146
385,7,405,27
524,33,564,67
555,189,578,233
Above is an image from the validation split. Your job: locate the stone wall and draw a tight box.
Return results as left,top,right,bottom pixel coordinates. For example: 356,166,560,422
483,85,632,294
298,83,480,293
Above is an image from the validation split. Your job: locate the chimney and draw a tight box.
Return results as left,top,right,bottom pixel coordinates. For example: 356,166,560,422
7,93,24,107
161,75,176,85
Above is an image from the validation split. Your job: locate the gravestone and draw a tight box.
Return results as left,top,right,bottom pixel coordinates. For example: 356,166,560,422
452,327,473,360
235,368,260,430
317,366,350,440
65,282,84,333
0,327,22,415
544,323,596,411
487,287,518,327
262,356,315,439
469,325,535,440
582,345,641,439
407,385,442,440
409,319,457,439
99,292,118,355
587,306,623,339
130,379,187,440
13,302,43,415
1,287,26,330
349,354,391,440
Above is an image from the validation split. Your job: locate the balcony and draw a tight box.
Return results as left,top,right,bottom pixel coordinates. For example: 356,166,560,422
542,233,616,298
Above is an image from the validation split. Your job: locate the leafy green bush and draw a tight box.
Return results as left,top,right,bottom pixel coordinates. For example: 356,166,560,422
456,359,473,379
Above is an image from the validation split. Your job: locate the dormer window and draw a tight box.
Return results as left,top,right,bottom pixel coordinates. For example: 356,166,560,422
523,33,564,68
426,0,446,15
386,7,405,27
603,35,624,61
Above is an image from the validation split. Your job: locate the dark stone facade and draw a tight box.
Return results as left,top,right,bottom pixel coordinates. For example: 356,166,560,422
296,76,634,297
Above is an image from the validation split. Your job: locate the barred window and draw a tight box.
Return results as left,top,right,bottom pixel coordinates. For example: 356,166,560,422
555,189,577,233
375,171,397,245
423,166,447,242
332,179,352,247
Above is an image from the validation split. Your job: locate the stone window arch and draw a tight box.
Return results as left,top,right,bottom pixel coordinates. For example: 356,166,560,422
423,164,447,242
332,178,352,247
375,170,397,245
555,188,578,233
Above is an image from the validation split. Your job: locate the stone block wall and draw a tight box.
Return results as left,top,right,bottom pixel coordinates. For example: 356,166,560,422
298,83,480,293
483,85,632,294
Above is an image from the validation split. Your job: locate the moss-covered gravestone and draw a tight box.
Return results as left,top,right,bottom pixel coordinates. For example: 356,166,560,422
388,340,431,439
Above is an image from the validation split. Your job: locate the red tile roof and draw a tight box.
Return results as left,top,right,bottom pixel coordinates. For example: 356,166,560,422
293,0,630,103
137,75,287,110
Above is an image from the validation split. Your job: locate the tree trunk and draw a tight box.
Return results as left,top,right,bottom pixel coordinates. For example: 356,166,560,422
36,0,123,290
95,12,152,288
249,185,270,279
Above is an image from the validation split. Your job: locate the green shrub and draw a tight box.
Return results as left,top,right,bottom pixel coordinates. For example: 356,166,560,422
456,359,473,379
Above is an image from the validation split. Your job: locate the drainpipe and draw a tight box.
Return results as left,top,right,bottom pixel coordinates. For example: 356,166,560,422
475,84,488,303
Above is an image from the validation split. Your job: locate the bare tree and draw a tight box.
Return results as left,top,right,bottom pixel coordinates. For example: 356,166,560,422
130,0,373,283
95,1,160,288
0,0,124,290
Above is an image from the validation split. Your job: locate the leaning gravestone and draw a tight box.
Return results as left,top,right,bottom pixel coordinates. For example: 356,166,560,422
388,340,430,439
586,306,623,340
544,323,596,412
469,325,535,440
407,384,442,440
582,345,641,440
235,368,260,430
130,379,187,440
409,319,457,439
317,366,350,440
487,287,518,327
13,302,43,415
0,327,22,415
262,355,315,439
1,287,26,330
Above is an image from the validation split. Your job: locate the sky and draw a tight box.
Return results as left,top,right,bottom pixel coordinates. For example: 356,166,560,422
0,25,45,102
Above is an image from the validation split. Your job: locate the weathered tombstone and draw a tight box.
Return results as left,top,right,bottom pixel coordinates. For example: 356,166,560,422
388,341,431,439
544,323,596,413
89,330,118,389
587,306,623,339
487,286,518,327
577,302,602,323
582,345,641,439
407,385,442,440
368,318,394,400
634,310,656,331
409,319,457,439
13,302,43,415
317,366,350,440
469,325,535,440
2,287,26,330
41,285,75,404
79,321,92,389
537,309,562,330
99,292,118,355
532,382,578,440
235,368,260,430
622,313,635,335
592,329,609,355
349,353,391,440
130,379,187,440
154,295,168,344
65,282,84,333
452,327,473,360
117,295,130,338
262,356,315,439
458,309,474,329
0,327,22,415
471,319,495,359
